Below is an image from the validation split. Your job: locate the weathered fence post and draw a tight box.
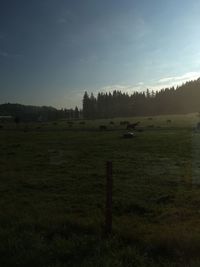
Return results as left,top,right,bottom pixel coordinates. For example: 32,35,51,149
105,161,113,235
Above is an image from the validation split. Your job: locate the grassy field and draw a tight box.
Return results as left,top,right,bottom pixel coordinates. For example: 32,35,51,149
1,113,200,266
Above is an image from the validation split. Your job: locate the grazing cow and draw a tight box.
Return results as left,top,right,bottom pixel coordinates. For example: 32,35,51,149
99,125,107,130
120,121,129,125
110,121,114,125
167,119,171,123
148,124,154,128
123,132,134,138
67,121,73,127
126,121,140,130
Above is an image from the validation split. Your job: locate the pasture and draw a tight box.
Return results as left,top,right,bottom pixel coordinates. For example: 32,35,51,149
1,113,200,266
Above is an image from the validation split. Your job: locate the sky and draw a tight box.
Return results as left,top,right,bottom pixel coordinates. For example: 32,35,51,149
1,0,200,108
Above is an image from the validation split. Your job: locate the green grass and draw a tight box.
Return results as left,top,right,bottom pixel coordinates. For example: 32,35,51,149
1,113,200,266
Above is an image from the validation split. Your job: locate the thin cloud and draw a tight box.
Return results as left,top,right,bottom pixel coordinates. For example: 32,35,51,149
158,72,200,84
97,71,200,96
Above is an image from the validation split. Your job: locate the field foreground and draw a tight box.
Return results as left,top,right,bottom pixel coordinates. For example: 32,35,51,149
1,113,200,266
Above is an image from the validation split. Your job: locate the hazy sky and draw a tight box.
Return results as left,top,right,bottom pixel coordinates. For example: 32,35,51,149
1,0,200,108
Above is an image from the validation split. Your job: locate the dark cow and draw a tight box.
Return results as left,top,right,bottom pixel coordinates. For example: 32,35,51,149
120,121,129,125
126,121,140,130
99,125,107,130
67,121,74,127
123,132,134,138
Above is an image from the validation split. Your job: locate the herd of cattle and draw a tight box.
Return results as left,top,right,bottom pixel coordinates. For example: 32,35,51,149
0,118,177,136
2,118,200,137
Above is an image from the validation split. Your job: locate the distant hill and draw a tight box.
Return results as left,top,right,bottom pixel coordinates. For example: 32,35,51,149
0,103,77,121
82,78,200,118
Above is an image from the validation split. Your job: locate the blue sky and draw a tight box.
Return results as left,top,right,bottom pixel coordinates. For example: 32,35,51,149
1,0,200,108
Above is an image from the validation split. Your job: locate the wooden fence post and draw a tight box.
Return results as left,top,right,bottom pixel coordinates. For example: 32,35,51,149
105,161,113,235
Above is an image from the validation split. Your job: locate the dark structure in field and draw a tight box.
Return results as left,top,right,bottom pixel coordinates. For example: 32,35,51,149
14,116,20,125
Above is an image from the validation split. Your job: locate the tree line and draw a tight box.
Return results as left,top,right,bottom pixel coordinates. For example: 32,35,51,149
0,103,82,122
82,78,200,118
2,78,200,121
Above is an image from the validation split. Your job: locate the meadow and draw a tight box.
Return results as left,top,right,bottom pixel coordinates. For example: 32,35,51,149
1,113,200,266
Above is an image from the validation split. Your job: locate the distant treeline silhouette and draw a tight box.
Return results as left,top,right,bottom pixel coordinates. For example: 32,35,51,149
82,78,200,118
0,103,81,122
